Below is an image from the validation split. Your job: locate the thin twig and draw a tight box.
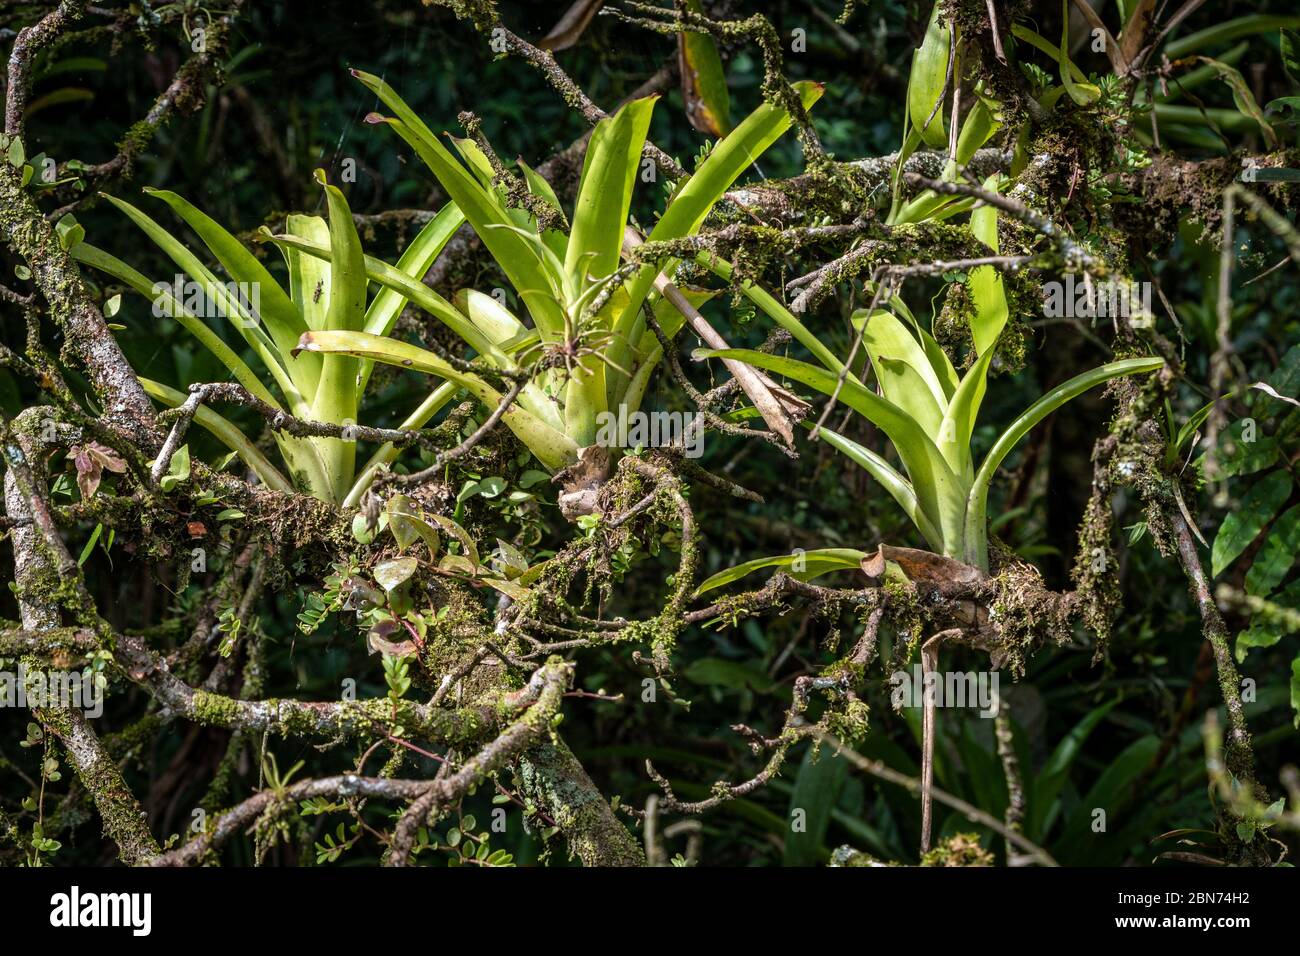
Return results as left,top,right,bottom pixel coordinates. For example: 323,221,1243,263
905,173,1096,269
816,731,1058,866
384,380,526,488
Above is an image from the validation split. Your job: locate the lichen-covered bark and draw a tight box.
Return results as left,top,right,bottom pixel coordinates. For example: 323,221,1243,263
1171,510,1257,786
2,0,1293,870
0,162,160,451
3,451,60,632
3,411,159,864
36,707,161,865
516,737,646,867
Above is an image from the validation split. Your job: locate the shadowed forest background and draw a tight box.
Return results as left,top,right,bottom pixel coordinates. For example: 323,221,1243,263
1,0,1297,868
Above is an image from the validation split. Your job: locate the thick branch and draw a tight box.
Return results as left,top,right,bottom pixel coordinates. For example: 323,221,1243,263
38,707,161,865
515,737,646,867
5,0,82,137
0,163,160,450
112,630,502,745
387,660,571,866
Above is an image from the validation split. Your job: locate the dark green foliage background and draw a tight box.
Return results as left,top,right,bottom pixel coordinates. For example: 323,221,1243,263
2,0,1297,866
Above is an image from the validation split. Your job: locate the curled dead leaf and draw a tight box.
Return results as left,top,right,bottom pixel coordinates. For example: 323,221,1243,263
67,440,127,499
367,618,418,657
538,0,605,52
860,544,985,591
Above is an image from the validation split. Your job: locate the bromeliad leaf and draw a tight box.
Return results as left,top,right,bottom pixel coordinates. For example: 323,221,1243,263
678,0,731,136
908,5,950,148
81,175,452,505
964,357,1164,568
565,96,657,304
967,175,1009,356
695,548,870,597
610,80,825,388
341,72,821,479
697,332,1162,571
142,186,313,384
295,329,579,472
353,70,569,338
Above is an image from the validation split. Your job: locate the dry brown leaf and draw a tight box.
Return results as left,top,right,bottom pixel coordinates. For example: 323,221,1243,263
538,0,606,52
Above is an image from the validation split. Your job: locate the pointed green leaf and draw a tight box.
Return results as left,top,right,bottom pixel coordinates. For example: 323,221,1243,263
1027,699,1118,841
812,424,942,550
351,71,568,338
968,175,1009,356
1197,56,1278,148
966,357,1164,568
361,200,465,372
697,346,962,546
265,229,503,364
1059,0,1101,106
908,5,950,148
100,194,300,397
297,330,578,472
310,171,366,500
876,288,960,397
141,187,313,388
1011,23,1099,105
282,214,332,332
566,95,657,301
936,347,995,480
374,557,419,592
430,514,480,567
611,82,825,383
71,242,283,410
853,308,948,435
1212,470,1293,577
695,548,869,597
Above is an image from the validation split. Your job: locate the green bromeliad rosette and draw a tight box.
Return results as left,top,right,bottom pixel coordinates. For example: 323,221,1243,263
72,172,466,506
285,70,822,516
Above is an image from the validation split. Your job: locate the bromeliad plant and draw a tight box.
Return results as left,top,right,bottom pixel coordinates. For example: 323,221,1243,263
690,9,1163,585
885,5,1003,228
282,71,822,495
695,190,1163,577
71,174,465,505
